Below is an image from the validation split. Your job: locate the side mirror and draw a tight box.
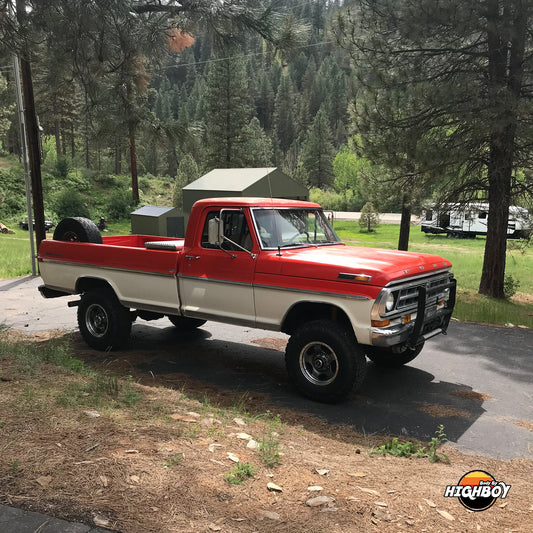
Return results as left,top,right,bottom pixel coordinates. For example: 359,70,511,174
208,217,224,246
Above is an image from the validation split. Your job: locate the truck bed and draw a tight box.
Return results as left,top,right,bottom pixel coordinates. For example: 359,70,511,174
38,235,185,314
39,235,184,275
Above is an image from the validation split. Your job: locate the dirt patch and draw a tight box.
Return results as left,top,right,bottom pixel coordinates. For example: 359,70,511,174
515,420,533,432
251,338,288,351
451,390,492,402
1,335,532,533
512,292,533,306
417,402,471,419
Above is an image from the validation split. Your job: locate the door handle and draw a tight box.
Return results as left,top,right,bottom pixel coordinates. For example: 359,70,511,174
185,255,201,260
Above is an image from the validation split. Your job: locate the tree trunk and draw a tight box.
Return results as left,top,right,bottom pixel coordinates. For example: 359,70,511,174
166,144,178,178
54,120,61,157
115,136,122,175
71,125,75,158
129,123,139,204
479,0,527,298
398,193,411,251
61,127,67,156
84,89,90,168
479,167,510,298
85,135,90,168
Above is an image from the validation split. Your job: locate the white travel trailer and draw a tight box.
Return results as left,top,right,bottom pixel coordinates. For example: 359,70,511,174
421,202,532,239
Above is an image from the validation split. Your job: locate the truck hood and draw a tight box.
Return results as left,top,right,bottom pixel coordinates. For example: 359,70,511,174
276,244,452,287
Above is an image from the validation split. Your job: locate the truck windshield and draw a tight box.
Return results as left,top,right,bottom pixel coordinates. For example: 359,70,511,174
251,208,341,249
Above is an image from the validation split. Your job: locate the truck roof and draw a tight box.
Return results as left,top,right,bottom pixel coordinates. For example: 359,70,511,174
192,197,321,209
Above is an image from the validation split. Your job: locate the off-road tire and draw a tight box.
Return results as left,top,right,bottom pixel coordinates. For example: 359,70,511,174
285,320,366,403
167,315,206,330
78,289,131,350
365,342,425,368
53,217,102,243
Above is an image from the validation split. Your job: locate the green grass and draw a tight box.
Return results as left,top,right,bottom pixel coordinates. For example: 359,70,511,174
1,218,531,328
334,221,532,328
0,220,131,279
0,334,87,376
0,233,39,278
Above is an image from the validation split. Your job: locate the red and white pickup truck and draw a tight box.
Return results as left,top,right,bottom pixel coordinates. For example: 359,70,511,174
38,197,456,402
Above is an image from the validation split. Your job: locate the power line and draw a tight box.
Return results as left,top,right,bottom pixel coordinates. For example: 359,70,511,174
164,39,335,71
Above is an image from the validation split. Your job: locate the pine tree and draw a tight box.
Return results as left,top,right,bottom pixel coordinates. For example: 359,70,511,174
336,0,533,297
359,202,380,232
173,154,199,210
302,106,335,188
204,52,251,168
242,117,274,167
273,73,297,153
255,72,275,132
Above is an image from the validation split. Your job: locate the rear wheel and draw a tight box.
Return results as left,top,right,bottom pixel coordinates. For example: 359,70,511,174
53,217,102,243
78,289,131,350
365,342,424,368
285,320,366,403
167,315,206,330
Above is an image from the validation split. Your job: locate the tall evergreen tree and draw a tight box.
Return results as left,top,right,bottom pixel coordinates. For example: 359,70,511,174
173,153,199,210
336,0,533,298
204,53,251,168
255,71,275,132
302,106,335,188
273,73,297,153
242,117,274,167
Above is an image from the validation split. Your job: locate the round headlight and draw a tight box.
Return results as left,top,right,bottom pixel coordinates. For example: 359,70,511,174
385,292,395,312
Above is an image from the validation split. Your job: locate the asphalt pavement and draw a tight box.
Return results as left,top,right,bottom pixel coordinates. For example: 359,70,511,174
2,275,532,460
1,274,532,530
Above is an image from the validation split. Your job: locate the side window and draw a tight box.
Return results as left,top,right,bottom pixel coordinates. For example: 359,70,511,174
200,210,253,251
479,211,487,220
221,210,253,251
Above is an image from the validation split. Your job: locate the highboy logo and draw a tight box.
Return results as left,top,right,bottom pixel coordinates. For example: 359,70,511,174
444,470,511,511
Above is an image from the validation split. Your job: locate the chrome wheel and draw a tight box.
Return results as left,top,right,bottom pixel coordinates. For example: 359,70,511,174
299,341,339,386
85,303,109,338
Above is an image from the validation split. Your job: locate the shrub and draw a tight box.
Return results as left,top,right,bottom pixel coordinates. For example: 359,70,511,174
53,189,90,220
139,177,151,192
503,274,520,299
94,174,117,188
359,202,380,232
310,187,363,212
55,155,72,179
105,189,134,220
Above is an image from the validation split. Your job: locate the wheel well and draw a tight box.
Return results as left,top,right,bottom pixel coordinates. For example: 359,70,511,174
281,302,355,338
76,277,114,295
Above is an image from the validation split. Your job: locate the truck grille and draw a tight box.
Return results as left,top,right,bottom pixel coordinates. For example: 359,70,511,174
381,272,453,317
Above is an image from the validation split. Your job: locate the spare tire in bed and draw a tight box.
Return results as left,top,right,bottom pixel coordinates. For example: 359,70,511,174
53,217,103,243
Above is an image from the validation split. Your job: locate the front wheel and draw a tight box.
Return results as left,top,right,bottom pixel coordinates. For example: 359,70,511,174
285,320,366,403
78,289,132,350
365,342,424,368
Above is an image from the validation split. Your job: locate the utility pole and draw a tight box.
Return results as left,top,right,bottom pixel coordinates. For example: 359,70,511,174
16,0,46,249
12,53,37,275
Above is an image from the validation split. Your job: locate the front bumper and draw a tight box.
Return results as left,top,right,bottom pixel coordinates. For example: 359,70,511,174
371,277,456,348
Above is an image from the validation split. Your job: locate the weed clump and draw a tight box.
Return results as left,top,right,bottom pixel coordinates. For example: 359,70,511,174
373,425,449,463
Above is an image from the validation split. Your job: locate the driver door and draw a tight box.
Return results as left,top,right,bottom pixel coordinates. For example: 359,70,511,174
179,209,257,325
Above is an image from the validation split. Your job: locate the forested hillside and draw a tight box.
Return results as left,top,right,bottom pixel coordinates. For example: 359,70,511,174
1,1,368,218
1,0,532,298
